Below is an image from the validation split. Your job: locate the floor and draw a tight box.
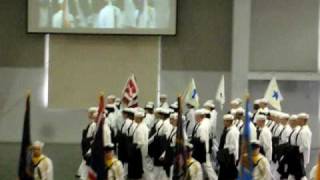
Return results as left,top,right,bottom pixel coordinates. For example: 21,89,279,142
0,143,318,179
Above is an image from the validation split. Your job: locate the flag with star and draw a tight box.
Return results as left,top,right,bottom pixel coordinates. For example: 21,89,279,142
264,77,283,111
183,78,199,108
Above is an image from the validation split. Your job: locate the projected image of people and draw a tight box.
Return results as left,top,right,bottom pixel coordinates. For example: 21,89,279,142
33,0,172,31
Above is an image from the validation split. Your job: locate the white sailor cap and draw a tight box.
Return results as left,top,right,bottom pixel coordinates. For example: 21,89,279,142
134,108,145,118
269,110,278,117
256,114,266,121
203,109,211,115
170,113,178,119
145,101,154,109
254,99,261,105
289,114,298,121
123,108,135,114
106,104,116,108
104,143,115,152
195,109,207,116
231,99,241,105
259,98,268,104
297,113,309,120
280,113,290,119
155,107,171,115
236,108,245,114
88,107,98,113
107,94,116,100
32,140,45,149
203,100,215,108
223,114,234,121
170,102,178,109
160,94,168,99
250,140,261,147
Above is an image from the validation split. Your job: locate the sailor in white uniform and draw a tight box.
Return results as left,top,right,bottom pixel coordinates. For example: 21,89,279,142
144,101,155,129
52,0,75,28
77,107,98,179
288,113,312,180
217,114,239,180
185,102,196,138
95,0,122,28
159,94,169,108
256,114,273,162
191,109,218,180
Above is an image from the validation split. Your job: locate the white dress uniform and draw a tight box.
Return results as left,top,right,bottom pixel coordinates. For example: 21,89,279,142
77,122,97,180
185,108,196,137
107,112,117,132
105,158,124,180
133,122,150,179
297,125,312,167
193,119,218,180
224,125,240,162
289,126,301,145
239,120,257,141
159,102,169,108
33,155,54,180
134,6,156,28
103,120,113,146
252,154,272,180
258,126,273,161
144,113,155,129
279,124,292,144
52,10,75,28
95,2,122,28
210,110,218,137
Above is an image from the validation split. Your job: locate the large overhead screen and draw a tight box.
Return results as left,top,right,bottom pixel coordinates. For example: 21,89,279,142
28,0,177,35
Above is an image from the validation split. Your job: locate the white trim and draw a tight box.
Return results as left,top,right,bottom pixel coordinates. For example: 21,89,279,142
248,72,320,81
43,34,50,107
157,37,162,106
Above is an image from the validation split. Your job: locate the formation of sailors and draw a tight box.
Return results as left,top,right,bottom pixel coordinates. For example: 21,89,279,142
76,95,313,180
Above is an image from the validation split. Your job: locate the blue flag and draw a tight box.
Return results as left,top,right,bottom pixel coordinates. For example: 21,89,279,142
238,98,253,180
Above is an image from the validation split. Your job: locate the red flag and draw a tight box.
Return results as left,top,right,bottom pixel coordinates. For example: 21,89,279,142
122,74,139,108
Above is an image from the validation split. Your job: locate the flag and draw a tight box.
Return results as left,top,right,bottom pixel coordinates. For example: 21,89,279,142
88,94,106,180
264,77,283,111
216,75,225,109
122,74,139,108
183,78,199,108
18,93,33,180
238,97,253,180
172,96,188,180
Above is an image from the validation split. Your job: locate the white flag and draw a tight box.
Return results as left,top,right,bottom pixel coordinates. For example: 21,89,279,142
216,75,225,109
183,78,200,108
264,77,283,111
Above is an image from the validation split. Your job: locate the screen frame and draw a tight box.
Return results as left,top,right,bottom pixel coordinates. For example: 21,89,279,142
27,0,177,36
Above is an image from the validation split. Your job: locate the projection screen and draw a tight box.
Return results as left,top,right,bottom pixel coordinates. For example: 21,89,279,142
28,0,177,35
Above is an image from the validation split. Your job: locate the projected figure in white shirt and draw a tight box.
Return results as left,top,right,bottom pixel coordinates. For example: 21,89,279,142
95,0,122,28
